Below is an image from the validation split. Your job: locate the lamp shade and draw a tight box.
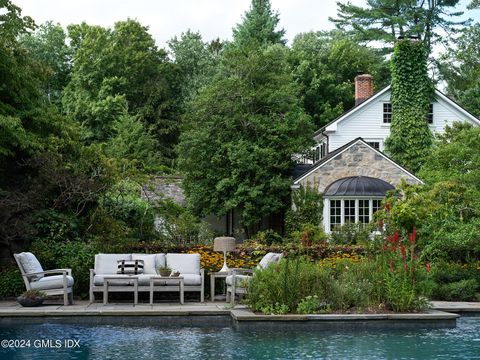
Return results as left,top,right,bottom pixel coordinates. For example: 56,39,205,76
213,237,236,252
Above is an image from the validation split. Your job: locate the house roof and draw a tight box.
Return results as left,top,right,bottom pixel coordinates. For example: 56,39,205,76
313,85,480,137
292,138,424,185
324,176,395,197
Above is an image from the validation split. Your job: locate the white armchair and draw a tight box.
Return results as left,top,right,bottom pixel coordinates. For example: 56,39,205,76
226,252,283,305
14,252,74,306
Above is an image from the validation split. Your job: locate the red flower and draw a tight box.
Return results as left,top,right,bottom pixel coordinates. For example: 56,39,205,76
393,230,399,245
390,259,395,271
426,262,431,273
385,203,391,211
382,244,387,251
403,262,408,272
409,227,417,246
400,245,406,260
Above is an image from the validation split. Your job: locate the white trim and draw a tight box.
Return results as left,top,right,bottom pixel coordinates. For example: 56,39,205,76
293,138,424,185
323,87,391,132
317,86,480,135
434,89,480,126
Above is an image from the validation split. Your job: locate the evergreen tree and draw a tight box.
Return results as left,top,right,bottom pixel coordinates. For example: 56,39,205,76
330,0,468,53
385,38,433,173
232,0,286,48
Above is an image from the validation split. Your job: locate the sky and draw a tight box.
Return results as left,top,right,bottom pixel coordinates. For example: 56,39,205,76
13,0,358,46
12,0,480,49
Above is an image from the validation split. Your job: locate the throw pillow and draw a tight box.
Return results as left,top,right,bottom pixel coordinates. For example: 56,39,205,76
117,260,144,275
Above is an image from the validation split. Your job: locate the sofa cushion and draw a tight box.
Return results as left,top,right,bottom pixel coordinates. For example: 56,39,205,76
117,260,144,275
165,274,201,286
226,274,251,287
166,254,200,274
95,254,132,274
155,254,166,270
18,252,44,281
132,254,157,274
30,275,74,290
257,252,282,269
93,275,135,286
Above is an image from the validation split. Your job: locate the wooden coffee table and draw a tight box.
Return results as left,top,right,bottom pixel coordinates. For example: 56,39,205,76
149,276,184,305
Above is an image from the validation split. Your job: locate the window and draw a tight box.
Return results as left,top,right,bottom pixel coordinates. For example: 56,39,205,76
359,200,370,223
383,103,392,123
367,141,380,150
330,200,341,231
427,103,433,124
372,199,382,214
344,200,356,224
327,198,384,231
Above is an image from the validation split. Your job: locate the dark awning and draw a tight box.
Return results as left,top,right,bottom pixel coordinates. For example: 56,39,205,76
324,176,394,197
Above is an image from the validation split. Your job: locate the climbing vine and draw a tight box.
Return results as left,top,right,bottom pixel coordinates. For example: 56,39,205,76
385,38,434,173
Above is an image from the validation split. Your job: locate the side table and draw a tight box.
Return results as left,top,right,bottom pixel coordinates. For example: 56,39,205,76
103,276,138,305
210,271,228,302
149,276,184,305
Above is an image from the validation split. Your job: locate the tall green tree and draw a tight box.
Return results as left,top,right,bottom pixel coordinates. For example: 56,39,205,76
177,45,313,232
290,30,390,127
385,38,433,173
438,23,480,117
232,0,286,48
20,21,72,104
168,30,221,108
63,20,179,162
330,0,469,53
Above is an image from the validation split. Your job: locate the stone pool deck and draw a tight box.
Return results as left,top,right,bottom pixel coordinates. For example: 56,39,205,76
0,300,475,329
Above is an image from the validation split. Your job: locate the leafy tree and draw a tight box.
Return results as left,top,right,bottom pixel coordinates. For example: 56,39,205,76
168,30,221,107
330,0,469,53
468,0,480,9
232,0,286,48
106,113,158,167
438,23,480,117
385,38,433,173
20,21,72,103
63,20,179,162
177,45,314,233
290,30,390,127
380,124,480,261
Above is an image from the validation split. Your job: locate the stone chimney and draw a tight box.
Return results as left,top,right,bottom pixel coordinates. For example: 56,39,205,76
354,73,374,105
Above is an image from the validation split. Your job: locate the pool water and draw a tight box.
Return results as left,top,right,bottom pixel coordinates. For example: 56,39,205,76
0,317,479,359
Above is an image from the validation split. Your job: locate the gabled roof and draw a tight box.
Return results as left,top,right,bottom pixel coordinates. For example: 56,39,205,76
313,85,480,137
292,138,424,186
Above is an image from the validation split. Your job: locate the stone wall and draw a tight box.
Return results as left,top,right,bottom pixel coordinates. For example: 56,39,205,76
298,142,421,192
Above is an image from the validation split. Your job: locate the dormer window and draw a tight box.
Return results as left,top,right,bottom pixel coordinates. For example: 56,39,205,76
383,103,392,123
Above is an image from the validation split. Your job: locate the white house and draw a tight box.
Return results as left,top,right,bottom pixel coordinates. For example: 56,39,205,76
293,73,480,233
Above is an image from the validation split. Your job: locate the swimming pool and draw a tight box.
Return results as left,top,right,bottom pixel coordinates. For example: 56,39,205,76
0,316,479,359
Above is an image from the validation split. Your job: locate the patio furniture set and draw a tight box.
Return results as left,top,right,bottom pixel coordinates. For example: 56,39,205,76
14,246,283,306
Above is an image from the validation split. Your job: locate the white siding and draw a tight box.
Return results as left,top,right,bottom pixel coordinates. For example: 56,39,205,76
323,89,479,153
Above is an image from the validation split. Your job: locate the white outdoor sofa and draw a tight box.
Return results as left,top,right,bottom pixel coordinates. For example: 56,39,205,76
89,253,204,303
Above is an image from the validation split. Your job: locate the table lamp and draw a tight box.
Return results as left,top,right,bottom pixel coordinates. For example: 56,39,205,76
213,237,236,273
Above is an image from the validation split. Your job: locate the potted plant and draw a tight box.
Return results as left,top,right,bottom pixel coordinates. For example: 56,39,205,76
17,290,47,307
157,265,172,277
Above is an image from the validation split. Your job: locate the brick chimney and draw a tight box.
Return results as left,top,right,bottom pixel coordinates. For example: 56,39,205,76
354,73,374,105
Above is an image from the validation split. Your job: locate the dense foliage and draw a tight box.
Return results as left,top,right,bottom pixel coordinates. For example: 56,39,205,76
177,45,314,233
1,0,479,306
331,0,468,53
385,38,433,173
439,23,480,117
